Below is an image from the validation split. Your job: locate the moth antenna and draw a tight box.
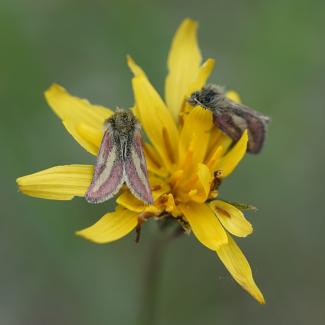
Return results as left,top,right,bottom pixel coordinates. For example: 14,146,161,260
193,97,209,110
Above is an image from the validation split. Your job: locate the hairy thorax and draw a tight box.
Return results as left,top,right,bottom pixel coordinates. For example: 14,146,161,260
105,110,139,136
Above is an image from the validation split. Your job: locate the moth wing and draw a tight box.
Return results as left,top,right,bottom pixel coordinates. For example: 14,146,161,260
215,103,269,154
243,112,268,154
85,129,125,203
124,130,153,204
233,104,269,154
213,110,244,143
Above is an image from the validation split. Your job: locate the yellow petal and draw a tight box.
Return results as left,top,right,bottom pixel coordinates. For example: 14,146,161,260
16,165,93,200
179,106,213,166
116,190,143,212
189,164,212,203
187,58,216,96
116,178,170,214
178,59,215,124
127,55,147,77
214,130,248,177
76,208,139,244
164,193,177,213
216,234,265,304
205,128,232,165
165,18,202,119
143,143,168,177
180,202,227,250
209,200,253,237
45,84,112,155
226,90,241,103
63,122,103,156
129,59,179,172
117,177,169,213
116,190,157,214
127,58,146,120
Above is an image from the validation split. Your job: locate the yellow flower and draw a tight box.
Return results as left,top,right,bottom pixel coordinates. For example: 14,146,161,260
16,18,264,304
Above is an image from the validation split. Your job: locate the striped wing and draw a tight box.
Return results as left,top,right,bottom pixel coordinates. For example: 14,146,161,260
85,129,124,203
124,130,153,204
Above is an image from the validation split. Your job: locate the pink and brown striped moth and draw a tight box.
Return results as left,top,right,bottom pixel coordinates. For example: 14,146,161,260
85,110,153,205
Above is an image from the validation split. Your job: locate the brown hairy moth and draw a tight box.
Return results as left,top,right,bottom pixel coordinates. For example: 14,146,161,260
85,109,153,204
188,84,270,154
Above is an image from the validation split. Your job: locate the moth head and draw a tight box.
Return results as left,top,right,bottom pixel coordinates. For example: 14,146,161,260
188,90,202,106
105,110,139,135
188,84,226,109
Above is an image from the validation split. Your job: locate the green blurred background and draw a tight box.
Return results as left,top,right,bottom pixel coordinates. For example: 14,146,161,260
1,0,324,324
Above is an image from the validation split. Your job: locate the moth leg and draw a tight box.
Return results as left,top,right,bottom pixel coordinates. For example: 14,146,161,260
135,224,142,244
135,212,154,243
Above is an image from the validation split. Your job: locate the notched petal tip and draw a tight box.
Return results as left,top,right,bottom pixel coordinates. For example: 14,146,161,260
177,18,199,40
183,17,198,26
44,83,64,98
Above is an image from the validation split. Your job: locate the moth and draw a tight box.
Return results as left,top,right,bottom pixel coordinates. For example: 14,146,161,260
188,84,270,154
85,110,153,204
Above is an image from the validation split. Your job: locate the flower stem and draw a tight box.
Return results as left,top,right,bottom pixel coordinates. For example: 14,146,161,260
137,224,184,325
138,235,164,325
